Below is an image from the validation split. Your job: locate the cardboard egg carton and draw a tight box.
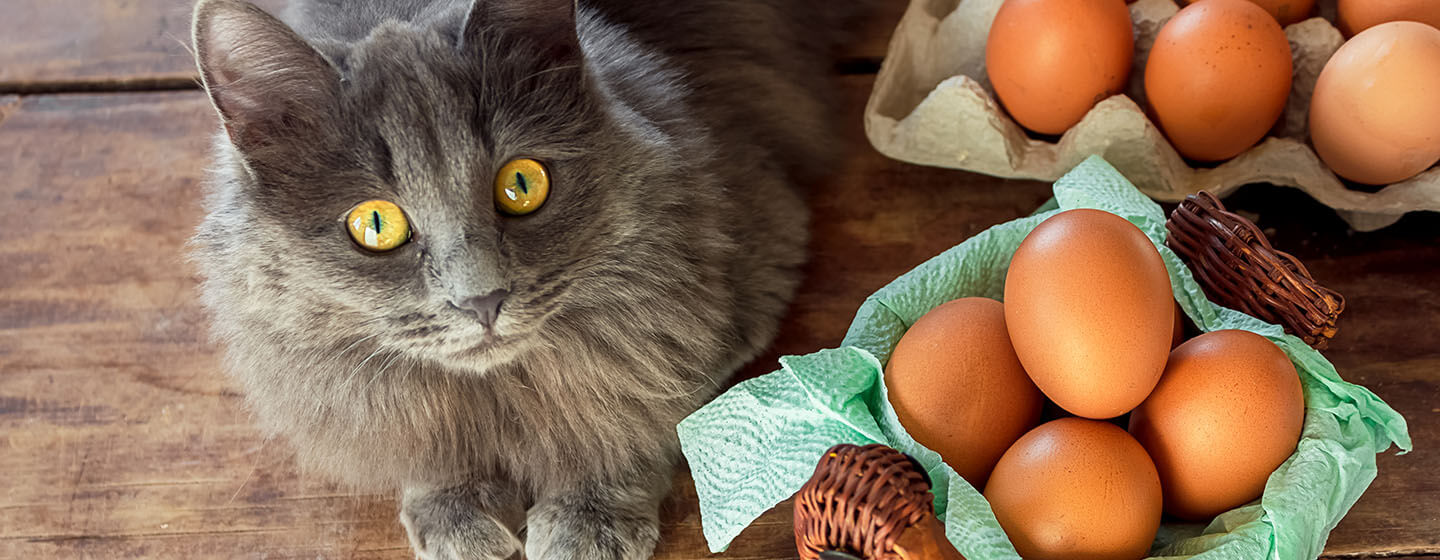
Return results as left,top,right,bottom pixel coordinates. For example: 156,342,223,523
864,0,1440,231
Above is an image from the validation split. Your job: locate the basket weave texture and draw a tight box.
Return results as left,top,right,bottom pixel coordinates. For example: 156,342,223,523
1166,191,1345,349
793,444,934,560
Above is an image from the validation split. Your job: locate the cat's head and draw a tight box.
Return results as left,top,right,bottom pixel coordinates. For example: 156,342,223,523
191,0,713,373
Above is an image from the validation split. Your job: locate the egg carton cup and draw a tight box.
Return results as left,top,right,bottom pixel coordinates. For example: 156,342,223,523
677,156,1410,560
865,0,1440,231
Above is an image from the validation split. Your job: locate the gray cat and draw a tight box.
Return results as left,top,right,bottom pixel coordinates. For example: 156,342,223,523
190,0,858,558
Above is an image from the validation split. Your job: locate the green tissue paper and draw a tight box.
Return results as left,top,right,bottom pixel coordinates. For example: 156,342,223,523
676,155,1411,560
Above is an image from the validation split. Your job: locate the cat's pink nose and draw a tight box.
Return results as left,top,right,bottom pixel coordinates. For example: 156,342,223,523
451,290,508,329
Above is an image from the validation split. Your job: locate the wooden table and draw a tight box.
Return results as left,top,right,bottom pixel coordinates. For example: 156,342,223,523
2,2,1436,558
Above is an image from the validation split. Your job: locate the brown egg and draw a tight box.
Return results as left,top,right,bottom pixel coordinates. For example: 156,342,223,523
1182,0,1315,26
1145,0,1293,161
1337,0,1440,37
1004,209,1174,419
1309,21,1440,185
886,298,1045,488
984,418,1162,560
986,0,1134,135
1171,301,1186,349
1129,330,1305,520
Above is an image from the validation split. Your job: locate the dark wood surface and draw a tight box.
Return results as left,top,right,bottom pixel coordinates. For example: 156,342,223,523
1,1,1436,559
0,0,901,93
0,0,287,92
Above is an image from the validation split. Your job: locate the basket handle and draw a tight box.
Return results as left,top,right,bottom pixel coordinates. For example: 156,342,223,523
794,444,966,560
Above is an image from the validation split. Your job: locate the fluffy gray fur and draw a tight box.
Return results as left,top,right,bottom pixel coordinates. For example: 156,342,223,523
190,0,856,557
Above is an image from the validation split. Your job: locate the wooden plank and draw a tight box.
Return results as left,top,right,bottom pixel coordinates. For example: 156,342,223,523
0,96,20,120
850,1,909,65
0,91,405,559
0,0,287,91
1,79,1437,559
0,0,903,91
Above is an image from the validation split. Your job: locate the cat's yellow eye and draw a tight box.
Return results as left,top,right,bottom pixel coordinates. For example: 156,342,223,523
346,200,411,251
495,158,550,216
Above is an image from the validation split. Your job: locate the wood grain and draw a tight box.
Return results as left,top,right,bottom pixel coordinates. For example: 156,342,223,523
852,1,909,65
0,0,288,92
0,0,903,91
0,82,1436,559
0,91,403,559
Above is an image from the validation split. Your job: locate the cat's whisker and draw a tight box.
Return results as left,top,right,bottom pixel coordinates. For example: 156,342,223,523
689,367,722,393
318,318,390,377
329,330,385,363
519,262,621,309
223,438,271,506
364,350,408,391
511,64,583,93
343,346,391,388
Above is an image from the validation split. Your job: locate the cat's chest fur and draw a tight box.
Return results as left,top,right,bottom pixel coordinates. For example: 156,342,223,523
231,333,713,491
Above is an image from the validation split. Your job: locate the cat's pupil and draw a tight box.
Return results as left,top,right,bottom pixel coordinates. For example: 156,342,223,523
372,210,382,233
515,171,529,194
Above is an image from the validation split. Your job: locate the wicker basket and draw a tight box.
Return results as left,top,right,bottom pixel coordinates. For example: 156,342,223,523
794,444,964,560
1166,191,1345,349
792,195,1345,559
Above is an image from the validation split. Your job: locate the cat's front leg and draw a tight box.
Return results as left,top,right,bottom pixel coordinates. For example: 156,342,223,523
400,479,526,560
524,468,673,560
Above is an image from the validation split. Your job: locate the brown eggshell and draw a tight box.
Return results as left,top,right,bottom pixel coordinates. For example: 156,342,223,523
1182,0,1316,26
984,418,1163,560
1004,209,1174,419
985,0,1134,135
1309,21,1440,185
886,297,1045,488
1145,0,1293,161
1337,0,1440,37
1129,329,1306,520
1171,301,1186,349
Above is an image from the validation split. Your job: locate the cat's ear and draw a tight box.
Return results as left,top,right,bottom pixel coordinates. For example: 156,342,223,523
192,0,341,153
460,0,581,66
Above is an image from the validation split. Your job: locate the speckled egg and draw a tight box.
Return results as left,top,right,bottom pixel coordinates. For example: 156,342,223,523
1182,0,1316,26
1146,0,1293,161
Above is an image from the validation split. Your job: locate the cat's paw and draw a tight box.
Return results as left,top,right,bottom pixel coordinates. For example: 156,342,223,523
524,488,661,560
400,485,523,560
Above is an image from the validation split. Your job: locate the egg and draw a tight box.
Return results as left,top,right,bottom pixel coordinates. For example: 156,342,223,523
1145,0,1293,161
1004,209,1174,419
1128,330,1305,520
1182,0,1315,26
1309,21,1440,185
1171,301,1187,349
1337,0,1440,37
885,297,1045,488
985,0,1134,135
984,418,1163,560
